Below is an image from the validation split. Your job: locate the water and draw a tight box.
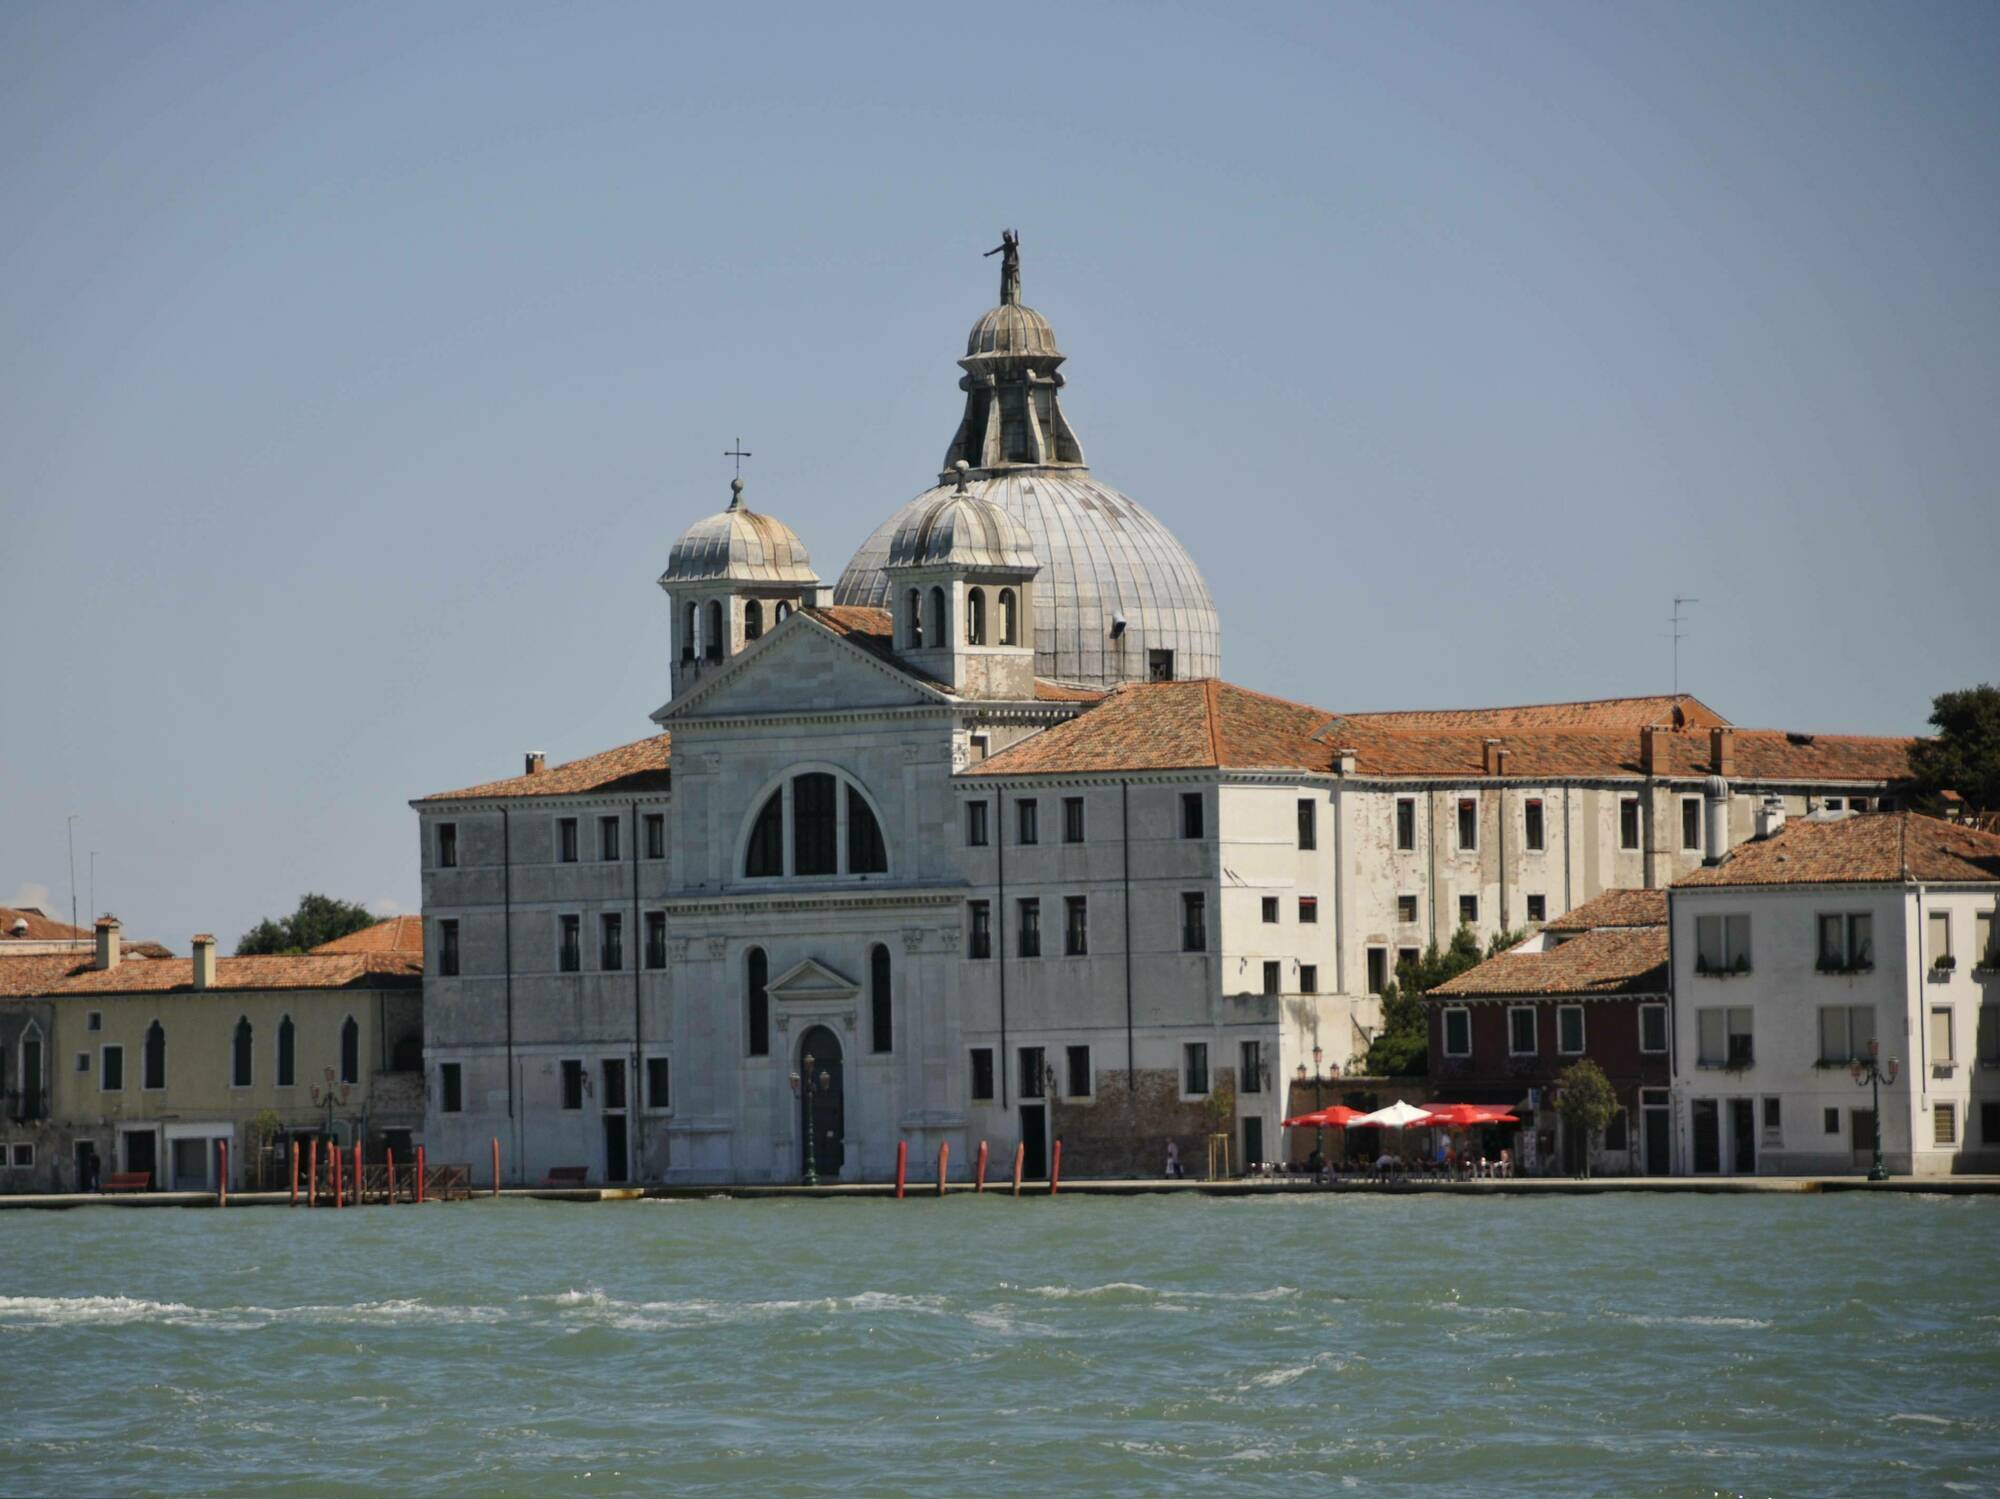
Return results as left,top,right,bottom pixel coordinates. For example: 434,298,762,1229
2,1194,1997,1497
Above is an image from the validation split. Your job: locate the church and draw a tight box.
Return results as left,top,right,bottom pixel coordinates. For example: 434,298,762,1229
414,238,1913,1185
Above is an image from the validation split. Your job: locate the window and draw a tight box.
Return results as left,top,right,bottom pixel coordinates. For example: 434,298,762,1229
1681,798,1702,852
794,773,838,876
1299,963,1318,994
870,945,892,1054
1181,792,1204,840
561,1059,585,1110
1524,798,1544,852
681,601,698,662
999,588,1019,645
1526,894,1546,924
1396,894,1417,924
1398,946,1421,973
1183,1042,1210,1098
143,1021,165,1090
1929,910,1953,968
1148,649,1175,682
440,1061,463,1114
599,816,620,861
1182,892,1207,952
1640,1003,1668,1054
87,1011,101,1032
1604,1109,1629,1152
1619,798,1641,851
1762,1097,1782,1141
1261,897,1279,924
10,1144,31,1169
438,822,458,868
1299,896,1318,924
743,771,889,878
1443,1008,1471,1058
1395,798,1417,851
1825,1107,1841,1135
1696,1007,1753,1067
1978,911,1996,968
1695,913,1752,974
1262,960,1281,996
1508,1007,1537,1056
439,919,460,977
746,791,785,877
646,1056,671,1110
1934,1103,1957,1147
966,586,986,645
1017,799,1039,846
1980,1003,2000,1065
1557,1005,1585,1055
1817,913,1874,972
340,1016,359,1084
277,1015,295,1088
1239,1040,1264,1094
967,901,992,959
928,586,947,644
75,1052,89,1073
1459,894,1479,927
559,915,582,973
101,1044,124,1092
744,599,763,641
1819,1005,1876,1064
704,599,724,660
558,818,578,863
1017,899,1041,958
848,786,887,874
1365,947,1387,996
1063,796,1085,844
1930,1006,1955,1065
969,1048,995,1101
600,913,623,972
904,588,923,648
232,1017,253,1088
1985,1102,2000,1145
645,814,666,859
1065,1045,1091,1100
969,734,988,762
966,800,990,847
1064,896,1088,956
746,948,769,1057
1297,798,1317,850
1457,798,1478,851
1019,1046,1047,1099
638,911,664,971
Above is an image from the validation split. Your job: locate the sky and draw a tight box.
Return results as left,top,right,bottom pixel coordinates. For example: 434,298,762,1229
3,2,1996,950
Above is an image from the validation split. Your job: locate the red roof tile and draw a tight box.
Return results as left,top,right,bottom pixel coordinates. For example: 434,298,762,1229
311,916,424,956
1348,694,1729,732
420,734,673,802
46,952,421,997
1429,925,1669,999
1541,888,1668,932
1674,812,2000,888
969,679,1337,777
0,907,91,942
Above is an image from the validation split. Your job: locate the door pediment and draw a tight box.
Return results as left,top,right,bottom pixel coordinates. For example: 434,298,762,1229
766,957,859,1004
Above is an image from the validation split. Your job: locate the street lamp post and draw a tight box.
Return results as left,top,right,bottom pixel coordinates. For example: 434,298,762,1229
1295,1044,1328,1159
1849,1039,1900,1183
790,1052,826,1187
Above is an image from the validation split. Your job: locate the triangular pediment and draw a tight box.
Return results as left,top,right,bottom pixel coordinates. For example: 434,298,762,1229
654,612,946,724
766,957,859,1002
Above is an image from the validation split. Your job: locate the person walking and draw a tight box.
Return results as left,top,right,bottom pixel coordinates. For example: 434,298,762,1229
1164,1140,1184,1179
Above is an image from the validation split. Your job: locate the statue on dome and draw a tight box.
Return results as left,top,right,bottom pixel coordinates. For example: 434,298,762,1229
985,229,1021,305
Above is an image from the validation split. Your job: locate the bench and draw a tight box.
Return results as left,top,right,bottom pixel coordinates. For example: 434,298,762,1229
102,1172,153,1193
540,1166,589,1187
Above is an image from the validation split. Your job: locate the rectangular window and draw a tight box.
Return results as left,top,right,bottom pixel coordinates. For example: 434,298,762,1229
1065,1045,1092,1100
1557,1005,1585,1055
969,1048,995,1101
1984,1101,2000,1145
1640,1003,1668,1054
645,911,667,970
966,800,989,847
1930,910,1953,967
1697,1006,1753,1067
1147,648,1175,682
1365,947,1387,996
1762,1097,1782,1140
87,1011,101,1032
1239,1040,1264,1094
600,816,620,861
1818,1005,1876,1064
1619,798,1641,851
1019,1046,1047,1100
1299,896,1319,924
1825,1107,1841,1135
1459,894,1479,927
1261,897,1279,924
1017,899,1041,958
1978,911,1996,967
1526,894,1546,924
968,734,989,762
1443,1007,1472,1058
1182,892,1207,953
1262,960,1281,996
558,817,578,864
1395,797,1417,851
645,813,666,859
75,1052,89,1073
440,1061,463,1114
438,918,460,977
1935,1102,1957,1147
438,822,458,868
1457,798,1478,851
1524,798,1544,852
1183,1042,1210,1098
1681,798,1702,852
560,1059,585,1110
11,1143,32,1169
1818,913,1874,971
968,901,992,959
1931,1006,1955,1064
1017,799,1039,846
559,915,581,973
100,1045,124,1092
1508,1007,1537,1056
1063,796,1085,844
1064,896,1088,956
1299,963,1318,995
600,913,623,972
1181,792,1204,840
1398,946,1421,973
1297,798,1317,850
1979,1003,2000,1065
1396,894,1417,924
1695,913,1752,974
644,1056,670,1110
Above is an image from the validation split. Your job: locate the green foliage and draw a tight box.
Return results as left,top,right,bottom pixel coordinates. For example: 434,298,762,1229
1360,925,1524,1077
235,893,378,956
1908,684,2000,815
1555,1058,1617,1139
245,1109,285,1147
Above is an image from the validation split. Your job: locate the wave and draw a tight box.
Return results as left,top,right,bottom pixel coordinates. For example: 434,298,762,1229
0,1294,505,1329
1016,1282,1299,1304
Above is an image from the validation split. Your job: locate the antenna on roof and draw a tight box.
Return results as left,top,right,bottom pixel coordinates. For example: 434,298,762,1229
66,814,79,942
1670,595,1699,698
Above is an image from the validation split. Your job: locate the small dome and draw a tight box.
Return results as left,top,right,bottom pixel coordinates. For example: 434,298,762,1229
887,479,1039,573
965,302,1060,361
660,479,818,586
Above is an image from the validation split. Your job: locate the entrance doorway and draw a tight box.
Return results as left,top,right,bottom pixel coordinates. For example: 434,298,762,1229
1729,1098,1757,1174
171,1135,211,1190
601,1059,629,1184
1020,1103,1047,1179
1641,1091,1671,1175
1691,1100,1720,1173
1242,1117,1265,1172
122,1129,157,1189
74,1140,101,1193
1851,1109,1876,1169
797,1025,845,1179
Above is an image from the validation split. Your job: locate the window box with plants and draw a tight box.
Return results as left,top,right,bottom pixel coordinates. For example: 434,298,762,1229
1694,956,1752,978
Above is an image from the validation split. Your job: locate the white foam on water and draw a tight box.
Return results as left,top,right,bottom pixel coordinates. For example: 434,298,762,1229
0,1294,506,1329
0,1294,200,1325
1615,1313,1772,1330
1890,1413,1956,1427
1017,1282,1298,1304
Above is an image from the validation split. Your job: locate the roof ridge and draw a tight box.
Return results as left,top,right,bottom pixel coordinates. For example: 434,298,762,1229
1203,679,1224,767
1346,691,1713,716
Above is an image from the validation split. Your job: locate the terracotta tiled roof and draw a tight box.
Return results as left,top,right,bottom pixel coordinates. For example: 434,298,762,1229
803,606,1104,704
0,907,91,941
45,952,422,997
1542,888,1668,933
1348,694,1729,732
0,954,98,997
311,916,424,956
1674,812,2000,888
969,679,1337,776
1428,925,1669,999
420,734,673,802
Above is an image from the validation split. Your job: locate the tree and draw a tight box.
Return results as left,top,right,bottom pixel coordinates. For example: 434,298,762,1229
1908,684,2000,817
1360,925,1523,1076
1554,1058,1617,1178
235,893,378,955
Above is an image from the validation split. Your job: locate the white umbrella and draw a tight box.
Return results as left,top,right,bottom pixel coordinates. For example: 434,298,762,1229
1354,1099,1436,1129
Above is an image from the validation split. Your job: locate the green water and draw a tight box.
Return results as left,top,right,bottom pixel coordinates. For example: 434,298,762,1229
1,1194,1996,1496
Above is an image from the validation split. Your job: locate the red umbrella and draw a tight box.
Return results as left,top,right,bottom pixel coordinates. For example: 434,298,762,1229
1420,1104,1519,1127
1281,1105,1368,1129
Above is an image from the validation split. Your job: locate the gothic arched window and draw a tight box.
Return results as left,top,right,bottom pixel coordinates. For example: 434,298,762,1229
746,947,770,1056
143,1020,166,1090
340,1016,359,1086
705,600,725,661
869,943,892,1054
741,770,894,880
966,587,986,646
744,600,764,641
928,587,947,646
232,1016,253,1088
277,1015,295,1088
999,588,1018,645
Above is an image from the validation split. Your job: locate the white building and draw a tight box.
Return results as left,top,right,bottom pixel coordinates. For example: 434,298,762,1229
1668,810,2000,1175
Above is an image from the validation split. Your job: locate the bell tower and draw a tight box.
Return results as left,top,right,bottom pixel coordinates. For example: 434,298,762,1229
658,476,820,700
887,463,1039,700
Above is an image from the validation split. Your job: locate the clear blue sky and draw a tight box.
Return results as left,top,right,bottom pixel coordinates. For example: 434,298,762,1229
3,3,1996,949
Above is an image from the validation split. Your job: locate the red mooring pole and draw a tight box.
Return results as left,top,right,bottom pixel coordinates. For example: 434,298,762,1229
937,1141,949,1197
415,1145,426,1205
975,1140,989,1193
386,1147,396,1205
353,1143,362,1206
290,1140,300,1207
217,1139,228,1208
1050,1139,1062,1196
1011,1142,1025,1197
895,1139,908,1199
491,1137,501,1198
333,1141,344,1210
309,1140,319,1208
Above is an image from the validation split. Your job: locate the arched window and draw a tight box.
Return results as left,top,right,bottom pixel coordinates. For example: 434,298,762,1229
277,1015,295,1088
870,944,892,1054
848,787,886,874
741,770,893,880
906,588,924,648
775,600,791,623
682,602,698,663
705,600,725,661
928,586,947,645
999,588,1018,645
746,791,784,877
232,1016,253,1088
744,599,764,641
793,772,838,876
340,1016,359,1085
143,1020,166,1090
966,587,986,645
746,947,770,1057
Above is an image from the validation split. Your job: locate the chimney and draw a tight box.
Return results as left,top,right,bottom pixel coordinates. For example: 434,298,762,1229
1640,725,1664,776
525,751,547,777
93,915,121,971
1755,795,1787,841
1482,738,1503,776
1702,775,1731,866
1709,726,1734,779
1335,746,1357,776
192,934,217,990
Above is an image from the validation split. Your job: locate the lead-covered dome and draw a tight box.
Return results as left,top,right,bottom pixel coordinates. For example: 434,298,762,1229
966,303,1060,360
887,478,1039,573
661,479,818,585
